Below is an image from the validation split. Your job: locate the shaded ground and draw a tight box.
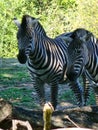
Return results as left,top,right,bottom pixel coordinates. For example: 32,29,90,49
0,58,95,110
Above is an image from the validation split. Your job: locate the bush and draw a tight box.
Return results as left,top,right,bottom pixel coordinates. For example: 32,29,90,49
0,0,98,58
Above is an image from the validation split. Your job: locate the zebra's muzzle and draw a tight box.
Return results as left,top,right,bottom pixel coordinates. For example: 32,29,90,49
17,50,27,64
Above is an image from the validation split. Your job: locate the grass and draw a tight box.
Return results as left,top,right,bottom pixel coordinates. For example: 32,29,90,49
0,58,39,109
0,58,96,109
0,58,30,86
60,89,96,106
0,87,38,108
60,89,75,102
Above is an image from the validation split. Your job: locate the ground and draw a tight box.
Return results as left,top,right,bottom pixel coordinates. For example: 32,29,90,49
0,58,95,110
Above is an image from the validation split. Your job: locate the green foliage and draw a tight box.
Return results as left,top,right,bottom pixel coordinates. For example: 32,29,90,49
0,0,98,58
0,87,39,108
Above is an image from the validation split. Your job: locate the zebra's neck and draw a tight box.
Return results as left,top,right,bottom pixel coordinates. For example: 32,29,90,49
28,22,47,60
28,23,47,68
34,22,47,36
85,42,98,83
86,36,98,55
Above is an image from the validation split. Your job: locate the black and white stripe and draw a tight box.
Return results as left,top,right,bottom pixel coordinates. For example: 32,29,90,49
66,28,98,105
14,15,84,109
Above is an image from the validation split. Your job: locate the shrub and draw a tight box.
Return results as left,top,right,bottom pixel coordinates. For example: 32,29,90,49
0,0,98,58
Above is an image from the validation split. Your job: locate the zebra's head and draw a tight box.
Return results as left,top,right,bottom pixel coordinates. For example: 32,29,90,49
14,15,39,64
66,28,91,81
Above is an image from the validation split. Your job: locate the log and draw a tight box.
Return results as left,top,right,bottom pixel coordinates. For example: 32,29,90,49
12,105,98,129
0,99,98,130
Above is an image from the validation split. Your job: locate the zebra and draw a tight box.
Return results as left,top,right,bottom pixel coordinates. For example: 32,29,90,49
66,28,98,105
14,15,84,109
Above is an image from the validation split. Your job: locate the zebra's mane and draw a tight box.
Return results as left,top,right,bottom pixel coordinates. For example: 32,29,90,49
34,22,46,36
85,33,98,55
21,15,46,36
21,15,28,32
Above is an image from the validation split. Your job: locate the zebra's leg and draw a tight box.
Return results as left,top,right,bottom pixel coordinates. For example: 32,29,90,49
82,72,90,106
69,79,84,107
51,84,58,110
33,78,45,107
93,87,98,105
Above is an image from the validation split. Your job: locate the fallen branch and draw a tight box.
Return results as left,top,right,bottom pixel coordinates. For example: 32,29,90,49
12,120,33,130
64,115,80,128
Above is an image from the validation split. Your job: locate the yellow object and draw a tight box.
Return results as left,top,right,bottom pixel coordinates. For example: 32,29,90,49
43,102,54,130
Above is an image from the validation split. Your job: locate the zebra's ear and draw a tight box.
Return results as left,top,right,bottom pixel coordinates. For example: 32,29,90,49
13,18,20,28
26,17,39,28
21,15,39,30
